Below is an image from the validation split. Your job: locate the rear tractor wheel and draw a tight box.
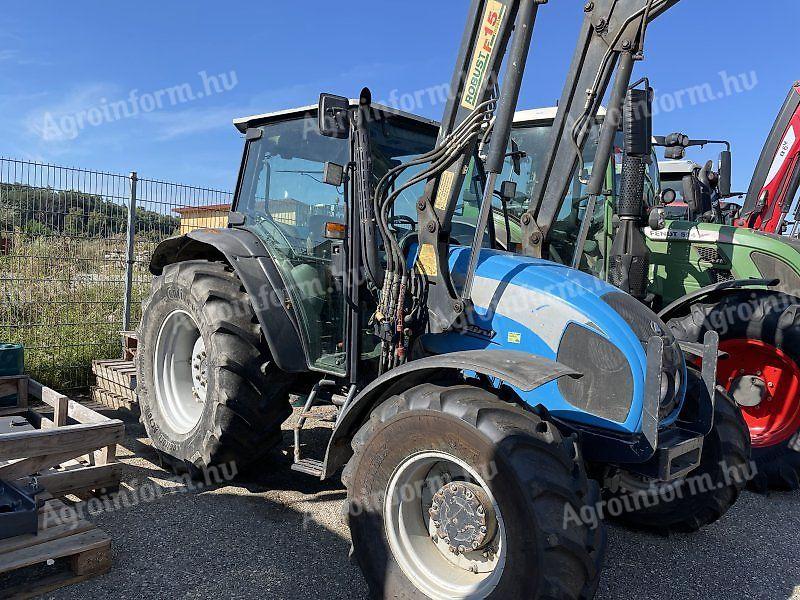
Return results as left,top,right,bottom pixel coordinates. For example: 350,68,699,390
668,292,800,490
136,260,294,476
343,383,605,600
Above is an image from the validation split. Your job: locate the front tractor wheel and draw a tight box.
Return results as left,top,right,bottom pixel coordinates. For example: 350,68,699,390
610,378,751,535
668,292,800,490
342,384,605,600
136,260,294,475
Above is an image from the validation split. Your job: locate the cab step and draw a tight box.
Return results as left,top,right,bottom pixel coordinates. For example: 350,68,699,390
290,458,324,477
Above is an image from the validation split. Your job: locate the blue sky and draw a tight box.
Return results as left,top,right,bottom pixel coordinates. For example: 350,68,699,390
1,0,797,192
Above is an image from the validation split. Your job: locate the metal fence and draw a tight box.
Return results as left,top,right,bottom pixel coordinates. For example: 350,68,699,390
0,158,232,391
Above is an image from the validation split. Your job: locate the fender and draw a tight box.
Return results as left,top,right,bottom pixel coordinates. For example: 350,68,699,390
149,228,308,373
658,277,779,323
321,350,579,478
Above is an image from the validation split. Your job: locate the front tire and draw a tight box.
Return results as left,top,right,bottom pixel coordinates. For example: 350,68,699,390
342,384,605,600
668,292,800,490
136,260,294,475
611,380,751,534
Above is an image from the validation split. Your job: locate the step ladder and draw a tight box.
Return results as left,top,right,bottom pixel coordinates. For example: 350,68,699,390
291,380,356,478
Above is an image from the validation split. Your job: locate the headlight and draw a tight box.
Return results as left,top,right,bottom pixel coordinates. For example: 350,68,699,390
557,323,634,423
601,291,685,420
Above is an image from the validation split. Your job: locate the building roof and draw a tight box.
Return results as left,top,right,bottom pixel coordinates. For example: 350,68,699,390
233,101,440,133
174,203,232,215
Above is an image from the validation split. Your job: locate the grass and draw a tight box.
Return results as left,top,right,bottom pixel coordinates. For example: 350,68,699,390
0,233,154,391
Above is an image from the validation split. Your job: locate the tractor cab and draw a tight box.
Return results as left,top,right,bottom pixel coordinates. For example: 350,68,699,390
229,102,442,375
500,107,661,278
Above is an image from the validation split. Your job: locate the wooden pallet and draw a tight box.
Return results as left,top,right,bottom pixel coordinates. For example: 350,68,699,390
91,360,138,414
90,388,139,416
0,376,123,499
0,497,112,598
120,332,138,361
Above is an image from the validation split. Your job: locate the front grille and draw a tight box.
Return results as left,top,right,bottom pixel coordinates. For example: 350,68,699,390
696,246,727,265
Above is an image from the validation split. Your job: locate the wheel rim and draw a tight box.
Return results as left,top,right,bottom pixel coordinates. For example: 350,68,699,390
717,339,800,447
383,451,507,600
153,310,207,434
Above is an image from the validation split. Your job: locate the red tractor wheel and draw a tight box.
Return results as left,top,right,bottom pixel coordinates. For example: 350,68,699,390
717,339,800,449
668,291,800,491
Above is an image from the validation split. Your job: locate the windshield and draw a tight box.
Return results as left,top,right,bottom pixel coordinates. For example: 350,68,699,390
236,116,348,259
501,120,606,274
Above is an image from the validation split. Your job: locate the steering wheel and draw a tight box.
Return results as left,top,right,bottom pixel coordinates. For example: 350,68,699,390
388,214,417,233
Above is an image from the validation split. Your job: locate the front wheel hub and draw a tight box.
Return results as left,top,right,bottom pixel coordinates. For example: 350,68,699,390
429,481,497,555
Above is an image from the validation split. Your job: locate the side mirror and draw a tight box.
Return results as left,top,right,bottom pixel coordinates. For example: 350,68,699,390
624,87,653,157
648,206,667,231
661,188,677,205
323,162,345,187
500,180,517,202
318,94,350,139
718,150,732,197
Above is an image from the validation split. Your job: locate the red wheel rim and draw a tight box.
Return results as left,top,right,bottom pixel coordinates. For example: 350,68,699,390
716,339,800,448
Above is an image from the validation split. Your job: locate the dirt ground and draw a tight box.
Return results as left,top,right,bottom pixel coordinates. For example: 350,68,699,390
4,406,799,600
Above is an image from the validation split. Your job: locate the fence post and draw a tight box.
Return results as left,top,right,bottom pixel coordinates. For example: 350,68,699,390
122,171,138,335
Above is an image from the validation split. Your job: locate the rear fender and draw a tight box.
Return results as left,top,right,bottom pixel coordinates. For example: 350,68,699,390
149,228,308,373
322,350,579,478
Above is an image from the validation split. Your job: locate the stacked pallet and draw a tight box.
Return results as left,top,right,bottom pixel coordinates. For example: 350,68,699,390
91,360,138,416
0,497,112,598
0,375,122,597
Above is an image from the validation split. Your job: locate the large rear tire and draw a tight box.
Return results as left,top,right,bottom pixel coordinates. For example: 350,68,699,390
136,260,294,475
342,384,605,600
668,292,800,490
611,379,751,534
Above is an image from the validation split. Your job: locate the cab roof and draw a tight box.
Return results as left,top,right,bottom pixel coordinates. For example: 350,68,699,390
513,106,607,124
233,101,440,133
658,160,701,174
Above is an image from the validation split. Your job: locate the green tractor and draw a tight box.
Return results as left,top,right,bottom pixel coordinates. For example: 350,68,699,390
504,104,800,490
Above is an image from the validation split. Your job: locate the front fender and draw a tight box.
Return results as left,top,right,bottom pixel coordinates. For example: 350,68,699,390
149,228,308,373
658,277,779,324
322,350,579,478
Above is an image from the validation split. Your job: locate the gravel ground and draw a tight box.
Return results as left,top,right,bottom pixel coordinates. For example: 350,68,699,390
4,406,799,600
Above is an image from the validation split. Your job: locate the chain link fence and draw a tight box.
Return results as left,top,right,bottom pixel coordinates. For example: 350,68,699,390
0,158,232,391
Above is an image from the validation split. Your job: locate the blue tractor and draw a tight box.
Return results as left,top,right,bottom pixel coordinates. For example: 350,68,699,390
136,1,749,597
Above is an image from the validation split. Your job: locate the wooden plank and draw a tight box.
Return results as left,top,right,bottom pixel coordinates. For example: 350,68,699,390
0,380,18,398
93,376,137,402
27,380,109,425
0,517,93,556
0,421,124,463
21,463,121,498
90,388,137,411
0,449,100,481
0,529,110,575
53,395,69,428
92,360,136,390
1,565,109,600
17,377,28,409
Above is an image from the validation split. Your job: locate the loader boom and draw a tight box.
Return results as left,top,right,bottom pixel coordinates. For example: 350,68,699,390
739,82,800,234
518,0,679,258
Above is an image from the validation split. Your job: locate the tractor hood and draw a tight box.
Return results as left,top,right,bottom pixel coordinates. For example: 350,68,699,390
422,247,686,435
645,221,800,296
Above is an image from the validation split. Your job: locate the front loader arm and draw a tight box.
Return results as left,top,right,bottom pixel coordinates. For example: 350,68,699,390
519,0,680,258
412,0,546,333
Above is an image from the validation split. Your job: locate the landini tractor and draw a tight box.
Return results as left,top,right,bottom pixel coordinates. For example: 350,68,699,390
499,2,794,490
136,0,748,597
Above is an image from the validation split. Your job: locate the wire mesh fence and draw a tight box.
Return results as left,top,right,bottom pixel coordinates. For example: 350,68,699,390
0,158,232,391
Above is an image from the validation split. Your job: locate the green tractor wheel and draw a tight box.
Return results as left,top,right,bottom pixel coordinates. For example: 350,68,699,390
668,291,800,491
